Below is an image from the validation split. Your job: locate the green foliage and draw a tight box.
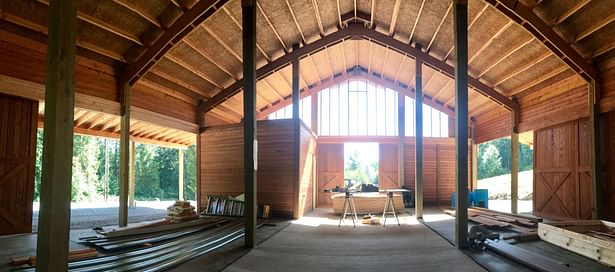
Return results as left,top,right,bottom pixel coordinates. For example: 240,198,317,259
478,138,533,180
344,149,378,185
33,130,197,202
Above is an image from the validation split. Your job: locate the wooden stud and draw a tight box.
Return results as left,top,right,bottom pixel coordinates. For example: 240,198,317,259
35,0,76,270
398,91,405,189
179,149,185,201
415,53,424,219
454,0,469,249
511,115,519,214
242,0,257,249
589,80,602,219
119,83,130,227
128,141,135,208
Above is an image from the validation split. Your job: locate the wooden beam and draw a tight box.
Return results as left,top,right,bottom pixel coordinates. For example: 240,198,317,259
388,0,401,36
426,0,454,52
477,37,534,78
36,0,76,270
454,0,469,249
589,80,602,219
242,0,257,249
312,0,325,35
408,0,426,44
493,51,552,87
182,39,236,80
573,13,615,43
257,2,288,52
508,65,568,96
485,0,598,81
415,55,424,219
119,84,130,227
398,90,405,189
286,1,306,43
552,0,590,25
179,149,185,201
121,0,227,86
202,23,519,114
468,21,514,64
111,0,162,28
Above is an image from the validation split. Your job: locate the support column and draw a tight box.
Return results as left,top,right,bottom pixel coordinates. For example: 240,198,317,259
471,119,478,191
415,54,424,219
292,44,301,219
589,80,602,219
179,149,185,201
36,0,76,270
128,141,135,208
454,0,469,249
398,92,405,189
511,116,519,214
119,83,130,227
242,0,257,249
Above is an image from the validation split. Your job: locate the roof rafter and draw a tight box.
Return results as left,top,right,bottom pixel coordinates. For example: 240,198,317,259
311,0,325,36
111,0,162,28
426,0,453,52
285,0,306,44
484,0,598,81
468,21,514,64
552,0,590,26
120,0,227,86
221,6,270,62
443,3,488,61
408,0,426,44
573,12,615,43
476,36,534,78
257,2,289,52
202,22,519,113
388,0,401,36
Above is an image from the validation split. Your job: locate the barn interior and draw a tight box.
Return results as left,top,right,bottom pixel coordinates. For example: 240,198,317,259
1,0,615,271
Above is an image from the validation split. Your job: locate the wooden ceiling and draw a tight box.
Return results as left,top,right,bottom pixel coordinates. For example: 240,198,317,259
37,103,196,148
1,0,614,127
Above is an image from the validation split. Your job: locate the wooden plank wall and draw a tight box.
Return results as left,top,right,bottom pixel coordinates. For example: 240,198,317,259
316,144,344,207
533,119,592,220
0,94,38,235
403,140,471,205
474,106,511,144
598,57,615,113
200,120,314,219
0,30,197,124
298,126,317,217
379,144,399,189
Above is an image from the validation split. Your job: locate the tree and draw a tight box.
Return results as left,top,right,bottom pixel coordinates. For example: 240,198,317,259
134,143,163,200
34,130,43,201
478,143,506,179
183,145,197,201
156,147,179,199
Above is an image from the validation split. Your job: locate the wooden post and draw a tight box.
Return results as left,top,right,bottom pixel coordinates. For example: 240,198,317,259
511,130,519,214
128,141,135,208
119,83,130,227
242,0,257,249
36,0,76,270
415,53,424,219
195,134,202,212
179,149,184,201
454,0,469,249
398,92,405,188
589,80,602,219
292,44,301,219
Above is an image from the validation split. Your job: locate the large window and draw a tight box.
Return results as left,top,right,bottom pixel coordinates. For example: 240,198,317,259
267,79,449,137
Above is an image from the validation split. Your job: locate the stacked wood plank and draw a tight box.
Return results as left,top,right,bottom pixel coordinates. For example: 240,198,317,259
331,193,404,215
539,220,615,267
166,201,198,222
445,207,541,240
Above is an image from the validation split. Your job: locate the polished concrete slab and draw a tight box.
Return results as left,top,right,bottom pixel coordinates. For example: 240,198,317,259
224,208,486,272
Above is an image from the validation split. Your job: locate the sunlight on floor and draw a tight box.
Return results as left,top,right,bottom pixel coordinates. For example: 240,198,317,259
422,213,454,223
292,213,420,227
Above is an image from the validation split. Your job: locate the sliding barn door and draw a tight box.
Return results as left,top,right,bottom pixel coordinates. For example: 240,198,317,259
316,144,343,207
0,94,38,235
534,119,592,220
379,144,399,190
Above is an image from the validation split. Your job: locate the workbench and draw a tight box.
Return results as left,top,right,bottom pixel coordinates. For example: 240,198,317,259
331,192,404,215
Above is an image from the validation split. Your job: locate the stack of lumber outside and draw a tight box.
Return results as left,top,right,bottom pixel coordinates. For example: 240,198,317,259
81,217,232,251
204,195,245,217
166,200,198,222
539,220,615,267
444,207,541,240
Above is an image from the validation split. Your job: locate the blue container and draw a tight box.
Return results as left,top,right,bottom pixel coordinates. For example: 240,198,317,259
473,189,489,208
451,190,472,208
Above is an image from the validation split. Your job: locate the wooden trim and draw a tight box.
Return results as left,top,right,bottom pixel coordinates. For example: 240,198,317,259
202,22,519,114
121,0,228,86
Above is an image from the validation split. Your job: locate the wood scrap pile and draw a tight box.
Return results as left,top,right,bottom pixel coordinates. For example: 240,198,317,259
445,207,542,241
166,200,198,222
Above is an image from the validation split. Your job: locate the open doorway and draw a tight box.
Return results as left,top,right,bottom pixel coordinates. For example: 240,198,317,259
476,131,534,214
343,143,379,191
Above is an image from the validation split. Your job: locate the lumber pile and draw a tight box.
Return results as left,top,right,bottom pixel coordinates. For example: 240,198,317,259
11,248,97,267
166,200,198,222
444,207,541,240
539,220,615,267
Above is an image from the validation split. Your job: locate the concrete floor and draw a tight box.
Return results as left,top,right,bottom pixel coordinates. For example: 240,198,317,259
223,208,486,272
